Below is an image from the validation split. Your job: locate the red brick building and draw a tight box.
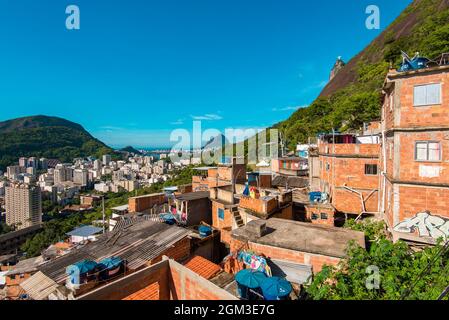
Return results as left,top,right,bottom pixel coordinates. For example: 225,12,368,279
381,64,449,243
313,133,381,219
192,158,247,192
128,193,166,213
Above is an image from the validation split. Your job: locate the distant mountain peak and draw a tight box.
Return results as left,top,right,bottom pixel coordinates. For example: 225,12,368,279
0,115,112,170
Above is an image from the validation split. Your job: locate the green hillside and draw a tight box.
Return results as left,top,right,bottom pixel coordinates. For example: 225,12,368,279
276,0,449,150
0,115,113,170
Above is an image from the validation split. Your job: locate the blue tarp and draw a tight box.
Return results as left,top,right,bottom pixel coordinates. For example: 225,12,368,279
260,276,292,300
99,257,122,269
160,213,177,225
398,56,430,72
243,184,250,196
235,269,267,289
66,260,98,276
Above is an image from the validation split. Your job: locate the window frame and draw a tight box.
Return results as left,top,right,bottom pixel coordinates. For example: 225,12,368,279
364,164,378,176
311,213,319,221
414,141,442,162
320,212,328,220
217,208,225,221
413,83,442,107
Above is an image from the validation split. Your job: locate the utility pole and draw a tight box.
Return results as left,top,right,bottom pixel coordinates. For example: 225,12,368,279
102,196,105,234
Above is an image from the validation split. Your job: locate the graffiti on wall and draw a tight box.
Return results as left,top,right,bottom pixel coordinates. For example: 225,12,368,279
394,212,449,240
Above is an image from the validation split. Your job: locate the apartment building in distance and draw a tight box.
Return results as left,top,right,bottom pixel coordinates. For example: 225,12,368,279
381,61,449,244
5,183,42,230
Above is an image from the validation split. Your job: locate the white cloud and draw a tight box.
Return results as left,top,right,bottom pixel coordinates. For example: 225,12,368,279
272,105,307,112
170,119,185,125
190,113,223,121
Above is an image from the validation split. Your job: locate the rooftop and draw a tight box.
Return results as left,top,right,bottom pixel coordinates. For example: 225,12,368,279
232,218,365,258
183,255,222,280
111,204,129,212
39,220,191,283
66,225,103,238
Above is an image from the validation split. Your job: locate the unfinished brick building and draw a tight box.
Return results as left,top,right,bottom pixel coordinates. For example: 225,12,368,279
381,63,449,244
310,132,381,223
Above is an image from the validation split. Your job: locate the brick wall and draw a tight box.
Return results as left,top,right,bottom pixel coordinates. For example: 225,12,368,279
393,132,449,184
305,205,335,226
271,205,293,220
128,193,166,213
332,188,379,214
393,72,449,128
385,183,449,227
211,200,233,231
239,196,278,214
149,237,191,265
169,260,237,300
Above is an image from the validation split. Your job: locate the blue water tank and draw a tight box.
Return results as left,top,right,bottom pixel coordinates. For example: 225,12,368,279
309,192,322,202
198,225,212,238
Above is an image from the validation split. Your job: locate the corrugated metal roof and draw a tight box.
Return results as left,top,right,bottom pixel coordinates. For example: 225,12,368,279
66,225,103,237
20,271,59,300
39,220,190,283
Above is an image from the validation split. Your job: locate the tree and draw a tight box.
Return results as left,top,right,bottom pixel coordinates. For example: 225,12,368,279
305,219,449,300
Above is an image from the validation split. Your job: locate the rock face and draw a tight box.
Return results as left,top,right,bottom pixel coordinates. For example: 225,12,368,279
329,57,346,82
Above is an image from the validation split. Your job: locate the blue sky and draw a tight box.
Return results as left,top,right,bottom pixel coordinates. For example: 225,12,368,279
0,0,412,148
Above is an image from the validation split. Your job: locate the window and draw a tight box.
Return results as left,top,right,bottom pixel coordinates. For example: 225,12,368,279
311,213,319,221
217,208,224,221
365,164,378,175
414,84,441,106
320,212,328,220
415,141,441,161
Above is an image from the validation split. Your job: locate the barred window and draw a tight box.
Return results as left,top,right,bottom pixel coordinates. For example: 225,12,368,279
365,164,378,175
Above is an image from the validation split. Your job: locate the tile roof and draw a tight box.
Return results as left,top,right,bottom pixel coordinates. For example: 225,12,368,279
183,256,222,280
122,282,159,300
121,256,222,300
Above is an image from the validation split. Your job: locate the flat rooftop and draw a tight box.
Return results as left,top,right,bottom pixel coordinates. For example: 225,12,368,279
232,218,365,258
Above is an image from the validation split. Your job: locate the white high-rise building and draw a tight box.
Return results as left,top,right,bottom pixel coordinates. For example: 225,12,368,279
6,166,21,180
73,169,89,186
54,164,73,184
19,157,28,168
93,159,102,170
5,183,42,230
103,154,112,166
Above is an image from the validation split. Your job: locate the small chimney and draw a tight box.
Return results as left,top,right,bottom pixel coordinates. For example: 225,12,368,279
246,220,267,238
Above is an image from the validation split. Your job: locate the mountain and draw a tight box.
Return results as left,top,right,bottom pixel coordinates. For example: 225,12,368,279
0,115,113,170
275,0,449,150
202,134,228,150
119,146,143,155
